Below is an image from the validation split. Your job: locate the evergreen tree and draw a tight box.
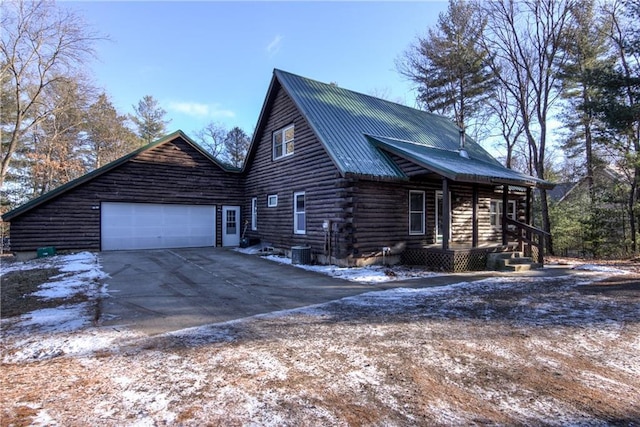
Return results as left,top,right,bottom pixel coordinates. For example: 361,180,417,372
130,95,170,144
558,0,614,196
398,0,495,132
588,0,640,252
84,93,141,169
224,127,250,168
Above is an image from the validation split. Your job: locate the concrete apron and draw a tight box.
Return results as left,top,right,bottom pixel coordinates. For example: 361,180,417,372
99,248,375,335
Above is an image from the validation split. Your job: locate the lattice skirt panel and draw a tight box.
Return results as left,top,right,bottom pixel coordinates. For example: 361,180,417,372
402,248,490,272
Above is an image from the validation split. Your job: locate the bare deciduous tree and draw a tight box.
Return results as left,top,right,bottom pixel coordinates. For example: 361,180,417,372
195,121,228,160
481,0,575,254
0,0,101,190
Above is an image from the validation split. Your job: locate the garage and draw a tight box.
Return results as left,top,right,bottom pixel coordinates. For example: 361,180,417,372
101,202,216,251
2,132,244,252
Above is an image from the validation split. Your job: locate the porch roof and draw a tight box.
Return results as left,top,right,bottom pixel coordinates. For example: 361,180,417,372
368,135,553,189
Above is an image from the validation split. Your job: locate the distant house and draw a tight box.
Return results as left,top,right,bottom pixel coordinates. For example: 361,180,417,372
3,69,553,271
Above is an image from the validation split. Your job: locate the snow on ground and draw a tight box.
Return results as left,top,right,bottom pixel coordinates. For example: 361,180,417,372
236,246,444,283
0,252,141,362
2,251,640,425
263,254,444,283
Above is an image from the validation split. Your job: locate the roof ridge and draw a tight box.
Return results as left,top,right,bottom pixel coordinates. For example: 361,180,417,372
274,69,447,121
2,130,237,221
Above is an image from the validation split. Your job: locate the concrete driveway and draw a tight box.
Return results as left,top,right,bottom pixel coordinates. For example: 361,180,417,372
99,248,376,335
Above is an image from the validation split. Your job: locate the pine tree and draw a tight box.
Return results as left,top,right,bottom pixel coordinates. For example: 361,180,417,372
558,0,614,196
398,0,495,131
84,93,140,169
223,127,250,168
130,95,170,144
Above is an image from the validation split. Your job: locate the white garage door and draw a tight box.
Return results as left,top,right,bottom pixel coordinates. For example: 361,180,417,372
101,202,216,251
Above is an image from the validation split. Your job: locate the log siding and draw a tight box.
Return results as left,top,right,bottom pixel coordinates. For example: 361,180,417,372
243,83,349,258
8,137,243,251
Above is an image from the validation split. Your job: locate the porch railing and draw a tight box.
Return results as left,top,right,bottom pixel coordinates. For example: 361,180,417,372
504,217,550,265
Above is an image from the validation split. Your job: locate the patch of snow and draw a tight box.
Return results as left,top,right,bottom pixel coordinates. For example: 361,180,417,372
0,258,55,275
572,264,630,274
19,304,90,332
30,409,59,427
253,253,443,284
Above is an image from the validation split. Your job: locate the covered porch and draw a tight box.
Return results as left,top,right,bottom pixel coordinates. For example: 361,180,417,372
370,135,553,272
402,181,549,272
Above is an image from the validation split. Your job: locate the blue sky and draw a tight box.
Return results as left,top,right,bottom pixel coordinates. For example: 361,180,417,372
63,1,448,137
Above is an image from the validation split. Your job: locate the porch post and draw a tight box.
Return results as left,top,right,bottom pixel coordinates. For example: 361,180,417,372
502,184,508,246
472,184,478,248
442,178,450,251
525,186,532,257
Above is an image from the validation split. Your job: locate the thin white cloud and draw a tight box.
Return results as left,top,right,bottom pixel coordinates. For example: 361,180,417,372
266,34,283,56
168,101,235,119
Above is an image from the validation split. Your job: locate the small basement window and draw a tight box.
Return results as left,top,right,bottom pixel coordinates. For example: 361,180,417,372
273,125,294,160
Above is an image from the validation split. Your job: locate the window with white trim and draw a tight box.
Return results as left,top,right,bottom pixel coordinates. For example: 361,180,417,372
294,192,306,234
409,190,425,235
273,125,294,160
490,200,517,229
268,194,278,207
251,197,258,231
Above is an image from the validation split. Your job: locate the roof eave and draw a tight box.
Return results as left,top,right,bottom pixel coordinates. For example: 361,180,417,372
3,130,233,221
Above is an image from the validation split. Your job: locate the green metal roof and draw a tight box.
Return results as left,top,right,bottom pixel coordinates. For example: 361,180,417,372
368,136,551,188
274,69,551,188
2,130,236,221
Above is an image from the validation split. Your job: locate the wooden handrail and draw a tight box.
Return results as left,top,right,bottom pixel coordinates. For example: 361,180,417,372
504,217,548,264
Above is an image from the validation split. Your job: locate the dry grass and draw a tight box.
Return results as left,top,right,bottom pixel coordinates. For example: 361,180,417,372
2,267,639,426
0,268,64,318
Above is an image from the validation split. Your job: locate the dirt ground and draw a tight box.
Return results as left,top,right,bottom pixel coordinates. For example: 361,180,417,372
1,258,640,426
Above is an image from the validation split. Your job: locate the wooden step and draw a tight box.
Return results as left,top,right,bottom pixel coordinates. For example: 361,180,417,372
487,251,542,272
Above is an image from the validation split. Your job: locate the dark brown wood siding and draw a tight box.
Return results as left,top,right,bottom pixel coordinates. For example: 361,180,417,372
9,137,243,251
349,179,525,256
243,84,349,257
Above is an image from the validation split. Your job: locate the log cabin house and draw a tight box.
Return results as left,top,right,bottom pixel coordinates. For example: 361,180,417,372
3,69,553,271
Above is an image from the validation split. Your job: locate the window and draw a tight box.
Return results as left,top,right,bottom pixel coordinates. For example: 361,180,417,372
294,192,306,234
273,125,294,160
251,197,258,231
268,194,278,207
226,209,237,235
490,200,517,229
436,191,451,241
409,190,425,235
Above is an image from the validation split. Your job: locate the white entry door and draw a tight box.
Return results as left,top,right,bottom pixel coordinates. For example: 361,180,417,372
222,206,241,247
101,202,216,250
